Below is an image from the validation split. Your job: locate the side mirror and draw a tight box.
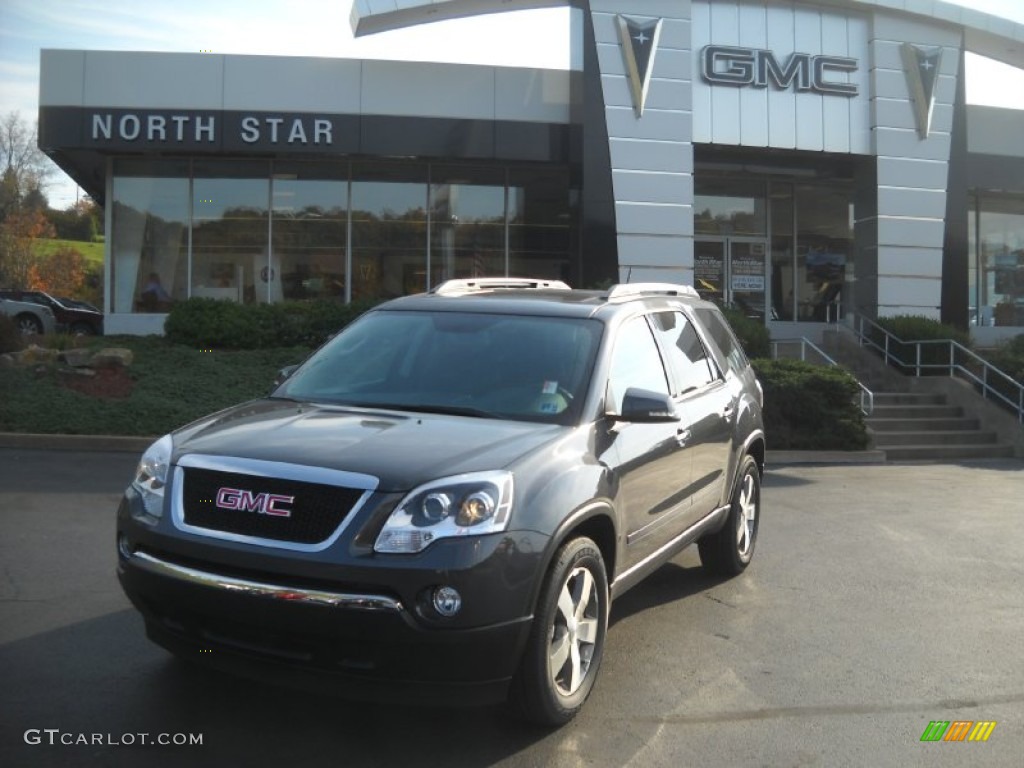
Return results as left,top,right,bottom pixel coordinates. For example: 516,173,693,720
612,387,679,423
272,364,299,390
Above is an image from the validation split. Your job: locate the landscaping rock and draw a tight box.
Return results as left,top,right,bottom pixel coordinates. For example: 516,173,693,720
59,348,94,368
17,345,60,365
91,348,134,368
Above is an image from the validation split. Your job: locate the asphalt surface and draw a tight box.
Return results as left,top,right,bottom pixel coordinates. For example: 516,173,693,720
0,448,1022,768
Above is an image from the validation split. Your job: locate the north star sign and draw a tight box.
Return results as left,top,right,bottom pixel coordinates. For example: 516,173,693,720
89,112,335,145
701,45,859,97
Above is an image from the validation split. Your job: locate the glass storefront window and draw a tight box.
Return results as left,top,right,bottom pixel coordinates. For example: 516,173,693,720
769,184,794,321
508,167,572,281
971,193,1024,327
351,163,428,299
192,161,270,303
430,165,506,283
109,158,573,314
694,178,767,236
110,159,190,313
794,185,852,322
272,162,348,302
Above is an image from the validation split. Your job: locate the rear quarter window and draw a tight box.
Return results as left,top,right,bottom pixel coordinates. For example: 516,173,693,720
694,307,750,376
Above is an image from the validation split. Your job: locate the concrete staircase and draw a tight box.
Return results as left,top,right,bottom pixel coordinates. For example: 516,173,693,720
816,329,1022,462
866,391,1015,461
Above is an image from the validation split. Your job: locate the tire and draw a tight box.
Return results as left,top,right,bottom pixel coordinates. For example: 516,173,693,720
70,322,96,336
510,536,609,726
16,314,43,335
698,454,761,576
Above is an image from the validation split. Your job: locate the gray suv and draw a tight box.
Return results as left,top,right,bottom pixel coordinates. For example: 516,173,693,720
117,280,765,725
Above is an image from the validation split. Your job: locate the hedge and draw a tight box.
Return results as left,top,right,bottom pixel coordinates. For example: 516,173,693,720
871,315,971,373
164,297,380,349
752,358,870,450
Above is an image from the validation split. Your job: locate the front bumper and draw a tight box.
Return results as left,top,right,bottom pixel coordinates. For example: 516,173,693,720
117,505,545,706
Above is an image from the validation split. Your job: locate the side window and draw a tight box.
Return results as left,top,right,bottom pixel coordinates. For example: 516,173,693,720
650,312,717,395
607,316,669,412
694,307,749,375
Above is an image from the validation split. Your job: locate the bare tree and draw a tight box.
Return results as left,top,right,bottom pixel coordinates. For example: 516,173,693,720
0,111,53,202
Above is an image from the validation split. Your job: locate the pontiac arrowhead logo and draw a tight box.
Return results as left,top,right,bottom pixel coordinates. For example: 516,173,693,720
900,43,943,139
617,15,663,117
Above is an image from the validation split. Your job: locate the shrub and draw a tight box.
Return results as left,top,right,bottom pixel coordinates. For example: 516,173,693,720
981,334,1024,407
0,313,24,354
871,315,971,374
165,298,380,350
752,358,870,451
722,306,771,359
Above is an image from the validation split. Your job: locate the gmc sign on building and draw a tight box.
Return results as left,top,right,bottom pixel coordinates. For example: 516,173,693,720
701,45,859,97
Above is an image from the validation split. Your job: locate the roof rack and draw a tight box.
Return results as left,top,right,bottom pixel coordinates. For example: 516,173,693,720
606,283,700,301
431,278,572,296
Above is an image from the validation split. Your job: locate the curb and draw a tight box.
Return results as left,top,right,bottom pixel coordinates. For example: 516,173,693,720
0,432,888,464
0,433,156,453
766,450,888,465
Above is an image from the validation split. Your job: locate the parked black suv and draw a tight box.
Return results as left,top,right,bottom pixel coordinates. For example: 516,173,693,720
0,290,103,335
117,279,765,725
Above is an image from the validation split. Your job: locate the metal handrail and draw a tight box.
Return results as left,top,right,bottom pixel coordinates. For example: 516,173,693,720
771,337,875,416
851,314,1024,425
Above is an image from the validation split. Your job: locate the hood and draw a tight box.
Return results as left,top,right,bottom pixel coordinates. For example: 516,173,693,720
172,399,566,491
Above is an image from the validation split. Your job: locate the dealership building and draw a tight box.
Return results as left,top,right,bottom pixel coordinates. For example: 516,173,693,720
37,0,1024,342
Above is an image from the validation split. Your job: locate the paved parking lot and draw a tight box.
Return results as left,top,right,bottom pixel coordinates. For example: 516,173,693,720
0,448,1021,767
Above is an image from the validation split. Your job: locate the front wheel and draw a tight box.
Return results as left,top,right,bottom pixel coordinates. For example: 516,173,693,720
16,314,43,335
698,454,761,576
509,536,609,726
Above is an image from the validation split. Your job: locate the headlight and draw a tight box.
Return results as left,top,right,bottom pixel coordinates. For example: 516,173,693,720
131,434,173,518
374,471,513,554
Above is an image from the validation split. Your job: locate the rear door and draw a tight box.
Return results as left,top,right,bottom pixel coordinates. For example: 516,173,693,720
649,310,732,517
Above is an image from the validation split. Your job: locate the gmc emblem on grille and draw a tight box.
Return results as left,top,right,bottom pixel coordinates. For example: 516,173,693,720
215,487,295,517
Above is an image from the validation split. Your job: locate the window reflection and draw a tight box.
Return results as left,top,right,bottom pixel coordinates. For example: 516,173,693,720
272,163,348,301
351,164,428,299
111,159,189,313
192,162,269,303
971,193,1024,327
508,168,571,281
431,165,506,284
794,185,852,322
770,184,794,321
695,178,767,236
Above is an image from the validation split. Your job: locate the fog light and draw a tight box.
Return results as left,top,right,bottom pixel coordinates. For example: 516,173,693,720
432,586,462,617
118,534,133,559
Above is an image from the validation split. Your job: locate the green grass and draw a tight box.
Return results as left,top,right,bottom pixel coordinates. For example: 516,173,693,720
32,238,105,266
0,336,310,437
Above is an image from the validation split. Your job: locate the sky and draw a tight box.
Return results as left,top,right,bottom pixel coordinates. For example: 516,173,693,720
1,0,1023,209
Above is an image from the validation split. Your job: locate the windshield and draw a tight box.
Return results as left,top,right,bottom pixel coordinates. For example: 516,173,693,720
279,309,603,424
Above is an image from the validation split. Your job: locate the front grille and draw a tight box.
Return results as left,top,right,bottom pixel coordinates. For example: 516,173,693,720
181,467,364,544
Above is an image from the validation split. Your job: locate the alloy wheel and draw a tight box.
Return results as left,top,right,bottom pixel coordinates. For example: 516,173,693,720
548,565,601,696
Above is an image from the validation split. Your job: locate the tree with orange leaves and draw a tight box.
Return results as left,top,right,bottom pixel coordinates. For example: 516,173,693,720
26,245,87,297
0,207,55,289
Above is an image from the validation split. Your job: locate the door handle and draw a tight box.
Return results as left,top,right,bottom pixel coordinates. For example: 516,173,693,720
722,405,734,419
676,428,691,446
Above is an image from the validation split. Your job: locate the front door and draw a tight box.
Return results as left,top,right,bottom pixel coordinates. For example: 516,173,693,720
694,238,768,322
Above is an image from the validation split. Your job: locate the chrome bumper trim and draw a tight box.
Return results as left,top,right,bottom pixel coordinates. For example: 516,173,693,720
129,550,404,612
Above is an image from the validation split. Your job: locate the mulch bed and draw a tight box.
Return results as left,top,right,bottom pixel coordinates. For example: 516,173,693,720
55,365,135,399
